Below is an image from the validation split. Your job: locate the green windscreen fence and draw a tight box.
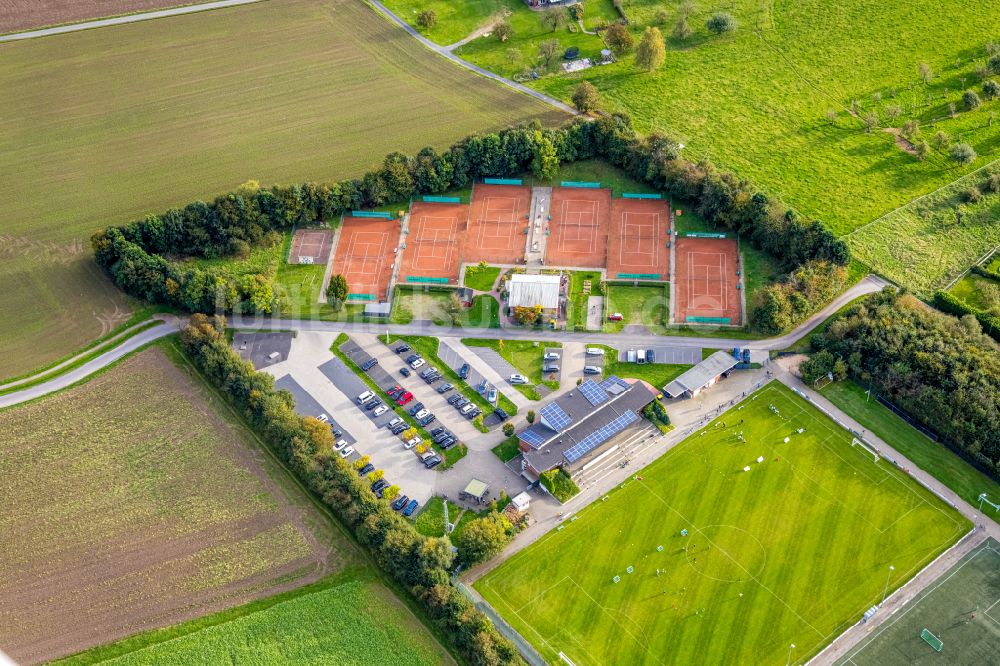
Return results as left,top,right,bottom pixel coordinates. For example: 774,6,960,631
347,293,376,301
622,193,662,199
616,273,661,279
686,316,731,324
484,178,522,185
422,196,462,203
560,181,601,188
685,232,728,239
351,210,394,220
405,276,450,284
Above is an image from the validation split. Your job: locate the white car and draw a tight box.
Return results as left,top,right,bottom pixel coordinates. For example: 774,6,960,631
543,352,560,360
585,348,606,356
509,374,528,384
316,413,329,423
411,358,426,369
356,390,374,404
414,409,429,420
403,439,417,450
406,436,423,447
460,403,475,415
373,404,388,416
333,439,348,452
339,446,355,458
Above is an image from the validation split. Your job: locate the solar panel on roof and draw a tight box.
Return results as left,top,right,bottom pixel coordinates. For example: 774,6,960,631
564,410,639,463
520,428,549,448
599,376,630,392
579,380,609,407
540,403,572,431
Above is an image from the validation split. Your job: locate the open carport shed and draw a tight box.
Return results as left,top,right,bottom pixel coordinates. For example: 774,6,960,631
663,351,739,399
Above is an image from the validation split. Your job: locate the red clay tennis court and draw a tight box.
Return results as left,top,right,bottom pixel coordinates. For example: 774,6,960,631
466,184,530,263
607,198,670,280
674,236,742,325
331,216,399,301
399,201,468,284
545,187,610,268
288,229,334,264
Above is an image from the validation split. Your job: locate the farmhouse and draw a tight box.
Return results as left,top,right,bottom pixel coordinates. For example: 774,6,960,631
507,273,561,311
663,350,739,399
518,376,658,478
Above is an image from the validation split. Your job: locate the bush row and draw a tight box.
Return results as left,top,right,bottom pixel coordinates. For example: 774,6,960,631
92,114,850,330
971,264,1000,283
179,314,522,666
932,290,1000,342
749,261,848,335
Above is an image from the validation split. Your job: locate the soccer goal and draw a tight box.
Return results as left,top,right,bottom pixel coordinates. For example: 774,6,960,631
852,438,879,462
920,628,943,652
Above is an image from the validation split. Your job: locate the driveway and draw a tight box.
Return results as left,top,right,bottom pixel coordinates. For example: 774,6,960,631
438,338,532,412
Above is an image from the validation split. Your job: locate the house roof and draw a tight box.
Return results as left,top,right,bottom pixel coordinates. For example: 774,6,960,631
664,351,739,397
462,479,489,498
508,273,561,309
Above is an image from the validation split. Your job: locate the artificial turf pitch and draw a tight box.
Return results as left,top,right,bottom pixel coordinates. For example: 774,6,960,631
475,382,969,665
835,538,1000,666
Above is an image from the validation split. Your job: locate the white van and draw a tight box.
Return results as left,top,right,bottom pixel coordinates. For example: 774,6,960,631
460,403,475,415
586,348,605,356
356,390,375,404
636,349,647,364
626,349,637,363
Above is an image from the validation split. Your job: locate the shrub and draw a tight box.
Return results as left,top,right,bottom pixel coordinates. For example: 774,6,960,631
539,468,581,502
604,23,634,55
932,130,950,150
964,89,982,110
989,54,1000,75
672,15,692,40
654,8,669,25
985,172,1000,193
950,142,977,165
983,79,1000,100
502,422,515,437
416,9,436,29
914,140,930,161
494,19,513,42
964,186,984,203
706,12,737,34
572,81,602,112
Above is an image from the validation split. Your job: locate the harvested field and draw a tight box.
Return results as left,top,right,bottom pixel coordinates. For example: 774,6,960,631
0,346,340,664
546,187,611,268
466,183,531,264
0,1,186,33
0,0,566,379
607,197,670,280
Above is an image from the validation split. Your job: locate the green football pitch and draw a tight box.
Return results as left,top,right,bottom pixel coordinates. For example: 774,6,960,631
836,538,1000,666
475,382,969,665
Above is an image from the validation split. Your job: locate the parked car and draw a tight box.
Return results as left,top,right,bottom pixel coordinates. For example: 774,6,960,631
459,363,470,379
403,438,417,450
439,437,456,449
510,374,528,384
493,407,509,421
364,399,381,411
396,391,414,406
453,397,469,408
358,463,375,476
466,408,481,420
608,312,624,321
361,358,378,371
402,499,419,517
405,353,420,364
543,351,561,360
373,404,388,416
487,387,498,403
584,365,602,375
395,344,411,354
371,478,388,493
408,401,424,416
316,413,329,423
419,367,435,379
543,364,560,373
425,372,441,383
356,390,375,404
386,385,402,397
418,413,435,427
406,436,423,447
392,495,409,511
331,427,343,438
436,383,453,394
333,439,348,452
460,403,475,415
411,358,426,369
390,423,407,435
387,417,403,429
430,425,446,436
424,457,442,470
399,367,411,377
586,347,606,356
478,378,488,393
339,446,355,458
645,349,655,363
433,431,450,443
446,394,462,405
414,409,429,420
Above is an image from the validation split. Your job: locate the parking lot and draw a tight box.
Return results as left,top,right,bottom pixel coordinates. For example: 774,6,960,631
615,345,702,365
274,374,355,446
232,331,292,369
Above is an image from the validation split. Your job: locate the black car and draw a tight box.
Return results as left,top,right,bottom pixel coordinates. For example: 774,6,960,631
493,407,509,421
395,344,411,354
447,394,462,405
430,426,446,436
459,363,470,379
400,367,411,377
405,353,420,364
439,437,456,449
645,350,655,363
453,397,469,409
358,463,375,476
364,399,381,411
436,383,453,394
466,408,481,420
408,401,424,416
390,423,407,435
433,431,450,443
391,495,409,511
371,478,388,493
418,414,436,427
330,425,344,437
361,358,379,371
424,457,442,469
426,375,441,385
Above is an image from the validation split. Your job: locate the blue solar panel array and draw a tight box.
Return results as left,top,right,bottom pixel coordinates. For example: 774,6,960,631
540,402,572,431
579,379,610,407
564,410,639,463
599,375,631,394
520,427,549,448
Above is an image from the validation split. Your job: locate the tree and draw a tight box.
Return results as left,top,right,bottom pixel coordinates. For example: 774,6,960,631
505,47,522,65
457,513,512,565
883,104,902,122
495,19,513,42
635,27,666,72
654,8,669,25
530,131,559,180
862,110,879,132
369,468,385,483
512,305,540,325
918,62,933,83
417,9,437,29
901,118,920,138
353,455,371,470
672,15,692,40
932,130,950,150
502,422,515,436
984,79,1000,100
382,484,400,501
964,89,982,110
950,142,977,165
989,54,1000,75
706,12,737,34
604,23,634,55
914,140,930,160
526,410,536,424
328,274,348,302
540,8,567,32
538,39,562,70
572,81,601,112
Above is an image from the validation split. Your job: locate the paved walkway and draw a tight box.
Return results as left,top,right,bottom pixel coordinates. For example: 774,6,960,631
0,0,263,42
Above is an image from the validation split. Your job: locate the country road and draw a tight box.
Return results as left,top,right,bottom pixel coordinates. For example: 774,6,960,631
0,275,887,409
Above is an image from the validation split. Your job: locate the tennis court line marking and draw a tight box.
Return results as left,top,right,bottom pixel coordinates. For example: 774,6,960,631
685,251,727,313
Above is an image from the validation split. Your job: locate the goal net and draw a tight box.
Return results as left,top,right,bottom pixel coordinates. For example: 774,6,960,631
852,438,879,462
920,628,943,652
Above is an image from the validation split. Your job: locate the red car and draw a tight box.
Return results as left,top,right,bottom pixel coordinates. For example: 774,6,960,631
386,385,402,397
396,391,414,406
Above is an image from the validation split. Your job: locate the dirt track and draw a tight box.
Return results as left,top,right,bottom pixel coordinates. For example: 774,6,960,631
0,1,190,33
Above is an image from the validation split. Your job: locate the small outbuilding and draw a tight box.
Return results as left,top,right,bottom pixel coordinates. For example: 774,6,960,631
507,273,561,311
663,350,739,399
460,479,490,504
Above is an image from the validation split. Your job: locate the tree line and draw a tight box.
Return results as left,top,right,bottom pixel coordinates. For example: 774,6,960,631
92,113,849,331
810,289,1000,478
180,315,522,666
